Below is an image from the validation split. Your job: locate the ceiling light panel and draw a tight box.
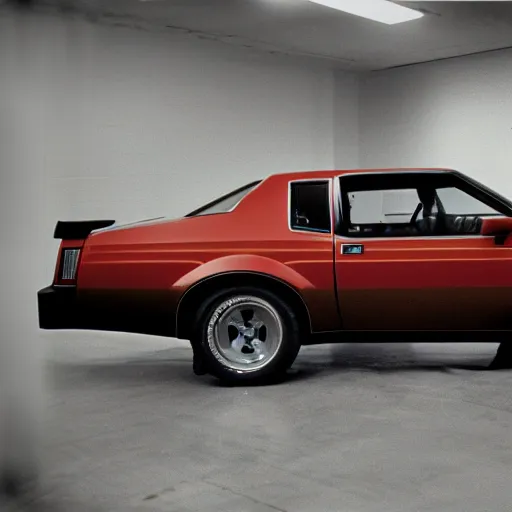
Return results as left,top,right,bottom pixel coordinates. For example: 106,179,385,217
308,0,424,25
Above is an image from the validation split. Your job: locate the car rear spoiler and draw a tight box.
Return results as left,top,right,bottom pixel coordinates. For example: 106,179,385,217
53,220,116,240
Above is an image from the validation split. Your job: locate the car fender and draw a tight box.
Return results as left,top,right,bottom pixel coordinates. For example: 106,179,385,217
172,254,315,292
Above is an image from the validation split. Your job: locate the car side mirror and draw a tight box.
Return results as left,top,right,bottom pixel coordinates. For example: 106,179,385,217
480,217,512,245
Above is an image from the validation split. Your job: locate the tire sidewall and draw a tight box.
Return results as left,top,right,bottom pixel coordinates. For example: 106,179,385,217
193,287,302,383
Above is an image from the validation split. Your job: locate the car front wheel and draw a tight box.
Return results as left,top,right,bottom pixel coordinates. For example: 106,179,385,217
192,288,303,383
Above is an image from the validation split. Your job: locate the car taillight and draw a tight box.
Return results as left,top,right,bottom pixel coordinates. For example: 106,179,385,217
59,248,81,283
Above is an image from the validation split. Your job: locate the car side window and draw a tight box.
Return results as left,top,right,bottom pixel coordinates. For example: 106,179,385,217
186,181,261,217
339,172,506,239
290,180,331,233
349,189,419,225
436,187,498,216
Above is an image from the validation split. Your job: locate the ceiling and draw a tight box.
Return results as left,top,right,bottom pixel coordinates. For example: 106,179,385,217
19,0,512,70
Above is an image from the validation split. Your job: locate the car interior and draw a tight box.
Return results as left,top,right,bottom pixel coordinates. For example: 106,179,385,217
344,184,491,238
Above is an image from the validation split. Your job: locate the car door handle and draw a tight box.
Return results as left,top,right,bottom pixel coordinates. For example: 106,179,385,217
342,244,364,255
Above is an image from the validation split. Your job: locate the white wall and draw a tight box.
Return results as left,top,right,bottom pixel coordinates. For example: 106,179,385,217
0,8,361,288
5,9,510,288
2,8,511,287
358,48,512,199
0,12,50,478
333,71,360,169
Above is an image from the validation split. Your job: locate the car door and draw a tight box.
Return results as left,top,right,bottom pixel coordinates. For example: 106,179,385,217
334,171,512,332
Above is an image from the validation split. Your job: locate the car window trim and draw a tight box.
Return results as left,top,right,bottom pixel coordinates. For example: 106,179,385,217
335,234,496,242
288,178,333,235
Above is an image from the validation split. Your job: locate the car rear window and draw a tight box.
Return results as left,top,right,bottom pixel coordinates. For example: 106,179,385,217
185,180,261,217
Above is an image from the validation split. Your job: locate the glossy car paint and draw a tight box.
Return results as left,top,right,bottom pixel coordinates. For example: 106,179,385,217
335,235,512,330
47,168,512,339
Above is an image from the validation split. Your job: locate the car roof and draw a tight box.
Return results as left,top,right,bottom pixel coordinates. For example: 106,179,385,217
269,168,455,181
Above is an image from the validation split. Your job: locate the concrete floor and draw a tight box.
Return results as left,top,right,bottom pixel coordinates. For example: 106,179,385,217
4,333,512,512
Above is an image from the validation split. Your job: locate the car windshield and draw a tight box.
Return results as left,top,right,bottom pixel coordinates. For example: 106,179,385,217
454,172,512,213
185,180,261,217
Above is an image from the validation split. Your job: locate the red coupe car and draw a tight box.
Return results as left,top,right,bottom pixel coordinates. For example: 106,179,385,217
38,168,512,382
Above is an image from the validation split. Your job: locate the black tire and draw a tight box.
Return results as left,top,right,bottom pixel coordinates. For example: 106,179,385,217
191,287,303,384
489,342,512,370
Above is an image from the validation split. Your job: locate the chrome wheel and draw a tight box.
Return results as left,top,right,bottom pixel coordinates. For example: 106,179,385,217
206,295,284,372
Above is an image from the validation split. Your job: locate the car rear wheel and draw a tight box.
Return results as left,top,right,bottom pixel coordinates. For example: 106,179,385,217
192,287,303,383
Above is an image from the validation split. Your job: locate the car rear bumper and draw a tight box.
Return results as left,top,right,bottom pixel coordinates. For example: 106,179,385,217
38,286,80,330
37,285,176,337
